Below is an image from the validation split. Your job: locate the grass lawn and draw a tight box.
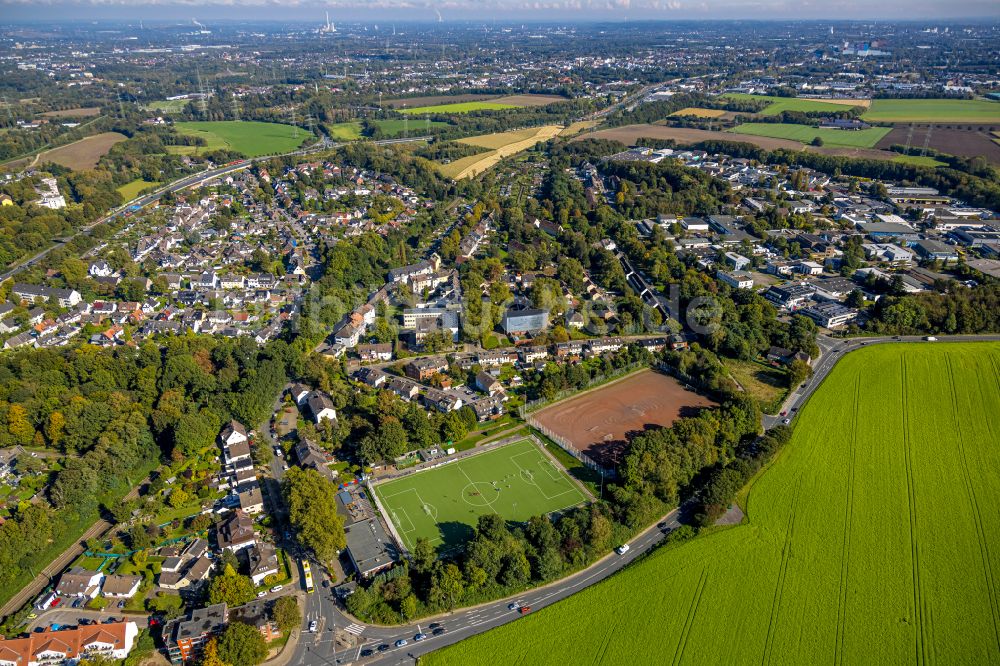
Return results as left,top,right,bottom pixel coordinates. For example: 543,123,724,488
326,122,363,141
893,154,947,168
453,415,518,451
863,98,1000,123
117,178,161,200
152,503,202,527
729,122,892,148
374,438,586,553
426,342,1000,666
723,93,865,116
722,358,789,414
146,99,188,113
171,121,309,158
73,555,108,570
398,101,518,115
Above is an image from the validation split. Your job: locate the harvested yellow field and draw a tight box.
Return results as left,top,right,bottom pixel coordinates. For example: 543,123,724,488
458,127,548,149
670,107,726,118
800,97,872,108
559,120,599,136
443,125,562,179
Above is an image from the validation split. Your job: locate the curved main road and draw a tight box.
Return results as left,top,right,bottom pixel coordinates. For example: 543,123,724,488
761,333,1000,429
289,334,1000,666
290,509,681,666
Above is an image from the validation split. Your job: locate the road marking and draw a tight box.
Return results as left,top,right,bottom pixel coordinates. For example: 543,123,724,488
344,623,365,636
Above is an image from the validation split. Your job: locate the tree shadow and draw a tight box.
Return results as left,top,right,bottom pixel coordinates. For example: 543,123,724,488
435,521,475,553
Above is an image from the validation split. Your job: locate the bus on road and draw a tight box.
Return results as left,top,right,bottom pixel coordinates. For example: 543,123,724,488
302,560,315,593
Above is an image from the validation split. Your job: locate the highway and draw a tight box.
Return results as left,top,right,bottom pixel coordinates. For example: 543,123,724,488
0,136,430,285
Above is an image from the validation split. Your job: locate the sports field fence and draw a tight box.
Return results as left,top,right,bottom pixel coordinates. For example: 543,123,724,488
526,417,618,481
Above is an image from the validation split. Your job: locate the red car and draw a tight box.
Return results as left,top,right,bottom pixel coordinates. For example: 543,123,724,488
519,606,532,615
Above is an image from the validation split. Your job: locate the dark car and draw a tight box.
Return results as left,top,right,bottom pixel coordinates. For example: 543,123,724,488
377,644,389,653
428,622,440,629
360,649,373,657
432,627,446,636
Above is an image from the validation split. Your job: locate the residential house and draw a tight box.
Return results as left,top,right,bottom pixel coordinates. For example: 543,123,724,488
385,377,420,401
0,621,139,666
357,342,393,362
163,604,228,663
220,420,249,448
423,388,463,413
247,543,279,585
238,486,264,515
89,260,114,278
475,371,504,396
306,391,337,424
11,284,81,308
405,357,449,382
288,383,311,406
356,367,387,388
470,395,506,422
216,510,256,553
55,568,104,599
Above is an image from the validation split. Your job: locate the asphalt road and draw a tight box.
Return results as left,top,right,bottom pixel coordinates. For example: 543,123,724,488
27,607,149,632
761,333,1000,429
288,510,681,666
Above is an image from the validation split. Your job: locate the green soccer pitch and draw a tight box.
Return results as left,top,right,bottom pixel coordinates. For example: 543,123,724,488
373,438,588,553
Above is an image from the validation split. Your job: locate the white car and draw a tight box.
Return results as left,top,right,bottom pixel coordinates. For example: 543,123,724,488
308,620,318,633
616,544,630,555
257,591,266,598
274,447,283,457
270,585,283,593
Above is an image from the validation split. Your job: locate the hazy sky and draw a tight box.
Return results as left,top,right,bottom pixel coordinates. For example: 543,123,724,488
2,0,998,22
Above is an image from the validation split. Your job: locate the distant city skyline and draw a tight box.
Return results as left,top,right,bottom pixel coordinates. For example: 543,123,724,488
1,0,998,23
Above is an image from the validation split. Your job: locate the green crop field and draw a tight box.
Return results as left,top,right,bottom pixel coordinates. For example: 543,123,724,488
427,343,1000,666
171,121,309,157
722,93,865,116
326,119,451,141
398,101,518,115
374,118,450,136
729,122,892,148
374,438,587,553
863,98,1000,123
